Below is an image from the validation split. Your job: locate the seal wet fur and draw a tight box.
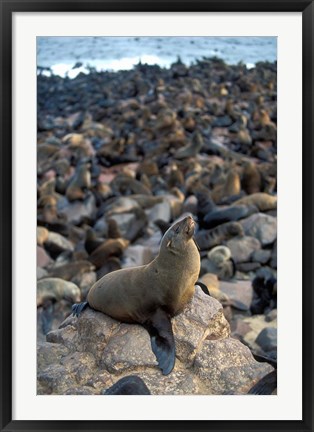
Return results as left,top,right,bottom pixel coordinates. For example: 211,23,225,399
72,215,200,375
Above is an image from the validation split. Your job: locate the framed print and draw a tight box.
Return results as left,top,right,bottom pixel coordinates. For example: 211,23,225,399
1,1,313,431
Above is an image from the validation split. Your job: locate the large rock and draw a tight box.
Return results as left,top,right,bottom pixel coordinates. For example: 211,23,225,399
109,211,147,242
240,213,277,246
226,236,261,263
219,280,253,311
122,245,154,268
37,246,52,268
241,314,277,354
251,249,272,264
256,327,277,353
146,200,171,224
194,338,273,394
39,286,273,395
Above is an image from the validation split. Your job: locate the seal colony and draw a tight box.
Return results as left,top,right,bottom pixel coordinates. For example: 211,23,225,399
37,56,277,394
72,215,201,375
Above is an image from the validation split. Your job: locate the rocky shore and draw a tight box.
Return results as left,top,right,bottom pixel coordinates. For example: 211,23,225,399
37,57,277,395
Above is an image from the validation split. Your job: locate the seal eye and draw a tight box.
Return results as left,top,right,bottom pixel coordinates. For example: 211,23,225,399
175,226,180,233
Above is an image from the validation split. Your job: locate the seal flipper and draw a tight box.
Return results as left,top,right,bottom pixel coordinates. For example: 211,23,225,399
72,301,88,317
143,308,175,376
102,375,151,395
196,281,211,296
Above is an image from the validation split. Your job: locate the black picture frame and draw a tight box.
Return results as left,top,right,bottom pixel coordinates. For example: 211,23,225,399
1,1,313,431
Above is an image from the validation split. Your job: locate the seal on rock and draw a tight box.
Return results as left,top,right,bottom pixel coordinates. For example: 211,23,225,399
72,215,200,375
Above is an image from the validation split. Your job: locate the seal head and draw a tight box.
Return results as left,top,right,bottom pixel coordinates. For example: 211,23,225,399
161,215,196,254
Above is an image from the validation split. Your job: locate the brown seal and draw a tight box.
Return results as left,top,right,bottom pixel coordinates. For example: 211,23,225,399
194,221,244,251
72,215,200,375
232,192,277,212
88,215,199,320
241,161,262,194
66,161,91,201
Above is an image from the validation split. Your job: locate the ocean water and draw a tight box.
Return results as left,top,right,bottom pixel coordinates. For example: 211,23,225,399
37,36,277,78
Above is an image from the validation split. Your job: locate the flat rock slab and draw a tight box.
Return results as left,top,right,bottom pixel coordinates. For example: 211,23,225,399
40,286,273,395
240,213,277,246
226,236,261,263
37,246,52,268
220,280,253,311
194,338,273,394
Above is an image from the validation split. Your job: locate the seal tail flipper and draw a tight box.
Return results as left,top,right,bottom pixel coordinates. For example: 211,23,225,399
144,308,175,376
72,301,88,317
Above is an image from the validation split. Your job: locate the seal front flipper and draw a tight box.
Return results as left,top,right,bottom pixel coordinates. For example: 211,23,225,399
144,308,175,376
196,281,211,296
102,376,151,395
72,301,88,317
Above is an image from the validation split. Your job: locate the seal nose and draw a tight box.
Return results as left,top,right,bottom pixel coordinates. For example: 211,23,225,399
185,215,195,234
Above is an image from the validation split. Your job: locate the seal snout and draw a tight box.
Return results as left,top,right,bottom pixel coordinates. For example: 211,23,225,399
185,215,195,236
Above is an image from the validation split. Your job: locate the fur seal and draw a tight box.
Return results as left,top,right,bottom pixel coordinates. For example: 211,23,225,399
175,131,203,159
241,161,262,194
247,370,277,395
203,204,258,229
232,192,277,212
211,169,241,203
201,246,236,281
89,238,130,269
248,352,277,395
48,260,95,281
66,161,91,201
37,278,81,306
194,221,244,251
72,215,200,375
250,275,277,314
102,375,151,395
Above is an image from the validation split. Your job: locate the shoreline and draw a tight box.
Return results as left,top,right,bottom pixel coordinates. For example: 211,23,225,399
37,56,277,80
37,36,276,78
